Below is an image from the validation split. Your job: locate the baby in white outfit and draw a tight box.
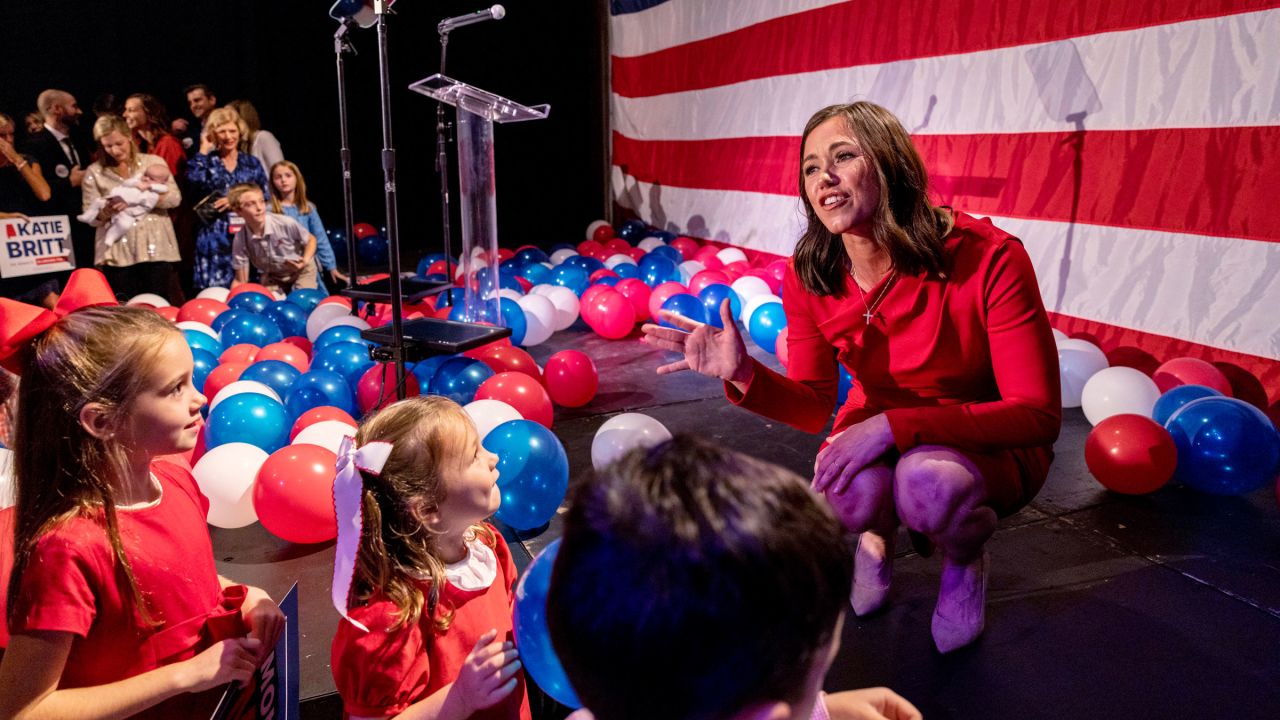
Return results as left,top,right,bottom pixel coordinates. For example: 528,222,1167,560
80,163,171,247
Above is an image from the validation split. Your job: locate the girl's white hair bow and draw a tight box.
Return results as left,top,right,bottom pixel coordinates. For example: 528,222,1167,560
331,434,394,632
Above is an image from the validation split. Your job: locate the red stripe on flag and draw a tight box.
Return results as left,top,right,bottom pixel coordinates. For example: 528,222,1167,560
612,0,1280,98
612,125,1280,242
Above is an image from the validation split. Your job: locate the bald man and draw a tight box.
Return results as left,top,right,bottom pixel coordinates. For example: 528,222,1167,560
24,89,94,269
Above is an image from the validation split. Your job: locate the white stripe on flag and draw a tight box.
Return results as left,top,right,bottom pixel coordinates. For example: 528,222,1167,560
612,9,1280,140
610,0,847,59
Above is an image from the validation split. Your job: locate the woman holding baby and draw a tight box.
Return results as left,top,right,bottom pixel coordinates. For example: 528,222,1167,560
81,114,181,301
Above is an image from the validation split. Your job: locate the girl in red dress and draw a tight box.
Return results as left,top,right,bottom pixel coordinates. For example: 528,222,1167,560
641,102,1061,654
0,270,284,718
331,395,530,720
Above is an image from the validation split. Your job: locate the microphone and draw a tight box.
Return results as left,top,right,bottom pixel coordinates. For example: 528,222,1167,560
438,4,505,33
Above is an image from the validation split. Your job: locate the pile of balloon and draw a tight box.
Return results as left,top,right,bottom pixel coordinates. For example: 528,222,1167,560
328,221,390,267
1055,332,1280,500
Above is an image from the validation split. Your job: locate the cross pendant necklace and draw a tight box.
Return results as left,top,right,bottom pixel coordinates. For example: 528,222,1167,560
854,269,897,325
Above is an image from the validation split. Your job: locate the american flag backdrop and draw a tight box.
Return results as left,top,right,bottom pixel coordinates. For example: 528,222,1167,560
607,0,1280,407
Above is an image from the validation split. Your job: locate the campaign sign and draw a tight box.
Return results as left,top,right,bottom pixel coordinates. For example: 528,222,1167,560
0,215,75,278
211,583,300,720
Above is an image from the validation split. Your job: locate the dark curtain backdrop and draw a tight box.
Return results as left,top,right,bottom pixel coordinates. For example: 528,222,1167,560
0,0,607,260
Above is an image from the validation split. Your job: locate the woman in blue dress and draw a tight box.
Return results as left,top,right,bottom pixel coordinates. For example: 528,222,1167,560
185,106,268,289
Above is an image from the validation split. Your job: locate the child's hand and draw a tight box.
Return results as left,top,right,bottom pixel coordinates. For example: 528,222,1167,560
455,629,522,715
175,637,262,693
241,585,285,662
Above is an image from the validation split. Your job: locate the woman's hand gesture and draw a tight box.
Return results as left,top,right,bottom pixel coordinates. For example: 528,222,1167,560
640,299,753,384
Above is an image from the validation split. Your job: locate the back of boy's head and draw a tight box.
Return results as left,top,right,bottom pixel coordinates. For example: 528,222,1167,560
547,435,853,720
351,395,491,630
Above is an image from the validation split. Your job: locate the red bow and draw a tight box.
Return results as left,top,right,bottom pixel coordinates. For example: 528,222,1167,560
0,269,118,374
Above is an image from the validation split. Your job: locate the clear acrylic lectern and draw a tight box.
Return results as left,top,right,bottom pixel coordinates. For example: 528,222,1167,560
409,73,549,325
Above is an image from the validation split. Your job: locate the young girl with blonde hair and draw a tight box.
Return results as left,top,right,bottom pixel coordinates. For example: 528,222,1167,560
269,160,346,290
331,395,529,720
0,269,284,718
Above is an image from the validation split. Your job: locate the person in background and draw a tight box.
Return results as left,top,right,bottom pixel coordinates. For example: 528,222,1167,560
184,106,267,289
548,435,922,720
22,113,43,140
269,160,346,291
123,93,185,177
228,100,283,173
0,113,58,307
172,84,217,157
81,115,181,301
24,89,94,270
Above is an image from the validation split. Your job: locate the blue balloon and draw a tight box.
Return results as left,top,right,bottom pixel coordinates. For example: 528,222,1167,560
656,230,677,243
430,357,495,405
639,254,679,288
358,234,389,265
515,247,549,265
660,293,707,328
1153,384,1223,427
837,365,853,407
287,288,325,313
416,256,435,277
410,354,454,391
437,287,467,311
612,262,640,280
551,264,590,296
498,272,525,293
592,275,620,288
241,360,302,400
211,308,248,333
499,298,527,346
191,348,218,396
286,370,355,418
329,231,349,266
748,301,788,354
228,291,272,314
513,538,581,709
220,312,284,348
264,300,307,339
313,341,374,387
1165,396,1280,495
617,218,648,241
484,419,569,531
648,244,682,265
519,262,552,286
448,303,481,323
183,329,223,359
315,324,370,352
698,284,742,329
566,255,604,275
206,393,290,453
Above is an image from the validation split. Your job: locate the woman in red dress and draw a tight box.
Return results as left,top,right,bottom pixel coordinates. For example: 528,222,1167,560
641,101,1061,653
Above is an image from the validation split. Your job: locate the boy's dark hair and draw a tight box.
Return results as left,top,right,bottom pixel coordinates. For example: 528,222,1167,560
547,435,853,720
184,83,214,98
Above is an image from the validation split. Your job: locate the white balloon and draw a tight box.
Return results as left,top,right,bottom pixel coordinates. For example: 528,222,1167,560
677,260,705,284
292,420,357,453
637,236,666,253
529,283,554,297
543,286,581,331
585,219,610,240
176,321,219,340
306,303,353,341
730,276,772,306
716,247,748,265
550,248,579,265
197,286,231,302
323,315,372,335
498,288,525,302
604,253,634,270
1081,366,1162,425
464,399,524,441
517,295,556,347
0,447,15,510
127,293,170,307
741,294,782,329
1058,338,1109,408
1051,328,1069,344
591,413,674,471
210,380,281,411
192,442,268,528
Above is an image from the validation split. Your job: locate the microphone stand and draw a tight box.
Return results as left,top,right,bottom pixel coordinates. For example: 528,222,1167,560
436,27,455,304
333,18,359,309
374,0,408,397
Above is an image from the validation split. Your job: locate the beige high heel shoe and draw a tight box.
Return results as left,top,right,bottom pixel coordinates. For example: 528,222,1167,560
931,550,989,653
850,531,894,616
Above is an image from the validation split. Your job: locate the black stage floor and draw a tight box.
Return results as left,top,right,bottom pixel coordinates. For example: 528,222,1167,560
213,321,1280,719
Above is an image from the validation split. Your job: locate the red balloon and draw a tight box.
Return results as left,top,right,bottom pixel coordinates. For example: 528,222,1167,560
591,224,614,243
475,372,554,428
257,342,311,373
227,282,273,301
427,259,448,275
479,346,543,384
589,268,620,284
290,406,358,440
220,343,260,365
578,240,605,257
765,259,788,282
688,269,732,297
1153,357,1232,396
1084,414,1177,494
178,298,230,326
154,306,180,322
626,247,646,262
544,350,598,408
203,362,250,404
604,238,632,255
584,288,636,340
357,362,421,414
497,248,515,262
614,278,652,322
280,335,313,358
462,325,513,359
776,326,791,370
353,222,378,239
515,276,533,293
253,444,339,544
669,236,701,261
648,281,688,321
318,295,353,309
745,268,782,294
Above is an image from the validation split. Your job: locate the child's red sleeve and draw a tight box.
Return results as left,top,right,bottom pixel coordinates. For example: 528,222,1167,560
331,603,432,718
10,531,102,638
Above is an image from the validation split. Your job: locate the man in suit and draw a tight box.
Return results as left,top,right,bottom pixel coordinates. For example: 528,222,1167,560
171,84,217,157
25,89,94,270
